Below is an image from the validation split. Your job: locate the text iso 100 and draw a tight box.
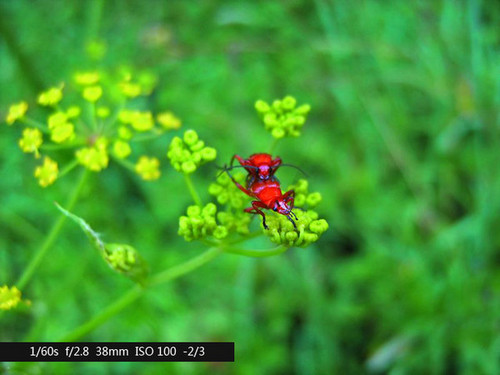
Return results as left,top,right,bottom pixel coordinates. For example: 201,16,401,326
135,346,178,357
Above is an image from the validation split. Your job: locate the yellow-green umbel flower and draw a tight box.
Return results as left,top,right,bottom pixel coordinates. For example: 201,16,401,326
255,95,311,138
74,71,100,85
103,243,148,285
157,111,181,130
0,285,22,310
130,111,154,132
113,140,131,159
50,122,75,144
120,82,142,98
118,126,133,140
135,156,160,180
82,85,103,102
264,209,328,247
75,138,109,172
96,106,110,118
18,128,42,157
178,203,228,241
6,101,28,125
38,86,64,106
66,106,81,118
34,156,58,187
167,130,217,174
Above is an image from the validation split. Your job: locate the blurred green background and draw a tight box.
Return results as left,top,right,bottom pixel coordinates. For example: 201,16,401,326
1,0,500,373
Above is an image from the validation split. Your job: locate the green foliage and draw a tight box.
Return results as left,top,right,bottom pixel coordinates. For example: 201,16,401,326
1,0,500,374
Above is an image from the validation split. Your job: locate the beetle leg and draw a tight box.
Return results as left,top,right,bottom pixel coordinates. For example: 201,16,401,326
245,201,269,229
226,169,254,197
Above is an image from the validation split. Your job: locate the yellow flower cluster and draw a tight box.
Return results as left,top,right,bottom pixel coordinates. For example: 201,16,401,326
76,137,109,172
18,128,42,157
34,157,58,187
38,86,64,106
0,285,22,310
135,156,161,180
5,68,182,185
6,101,28,125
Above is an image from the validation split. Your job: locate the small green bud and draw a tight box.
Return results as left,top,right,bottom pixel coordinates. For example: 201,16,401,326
191,151,202,163
167,131,217,174
202,202,217,216
255,100,270,113
201,147,217,161
187,205,201,217
282,96,297,110
271,128,286,139
178,203,227,242
190,140,205,152
263,209,328,248
182,160,196,174
295,104,311,115
256,96,311,138
309,219,329,234
213,226,228,239
306,192,322,207
184,129,198,145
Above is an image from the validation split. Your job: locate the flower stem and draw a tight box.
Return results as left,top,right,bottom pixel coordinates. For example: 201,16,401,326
59,247,221,341
269,138,280,154
16,169,89,289
150,247,221,286
58,159,80,179
60,286,143,342
184,173,202,206
223,244,288,257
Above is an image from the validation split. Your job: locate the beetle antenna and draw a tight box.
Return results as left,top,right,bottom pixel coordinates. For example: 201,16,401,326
216,164,260,177
287,214,298,229
280,164,308,176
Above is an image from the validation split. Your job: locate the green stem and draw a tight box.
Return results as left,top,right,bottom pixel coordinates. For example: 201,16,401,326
223,244,288,257
269,138,280,154
150,247,221,286
58,159,80,179
183,173,202,206
60,286,143,342
16,169,89,289
130,132,163,143
22,117,49,133
112,156,136,172
59,247,221,341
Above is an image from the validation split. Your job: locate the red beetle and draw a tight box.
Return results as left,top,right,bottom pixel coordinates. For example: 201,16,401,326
225,169,298,230
222,153,305,186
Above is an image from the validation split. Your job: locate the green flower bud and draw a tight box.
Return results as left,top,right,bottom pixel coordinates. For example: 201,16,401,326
306,192,322,207
255,100,271,113
309,219,329,234
255,96,311,138
178,203,228,242
271,128,286,139
104,243,149,285
201,147,217,161
190,140,205,152
263,209,328,248
213,226,228,239
282,96,297,110
184,129,199,145
202,202,217,216
167,130,217,174
182,160,196,174
187,205,201,217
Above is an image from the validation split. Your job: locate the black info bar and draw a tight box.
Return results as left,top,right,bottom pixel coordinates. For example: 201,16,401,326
0,342,234,362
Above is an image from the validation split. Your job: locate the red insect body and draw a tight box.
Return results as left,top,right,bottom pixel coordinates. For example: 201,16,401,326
226,170,297,230
231,153,282,184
